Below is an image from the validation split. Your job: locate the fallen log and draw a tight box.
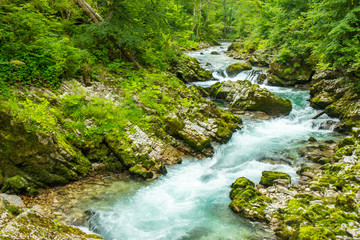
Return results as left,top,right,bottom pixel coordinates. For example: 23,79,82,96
312,110,326,119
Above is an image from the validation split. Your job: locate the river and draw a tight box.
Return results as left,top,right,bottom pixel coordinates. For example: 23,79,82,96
84,43,340,240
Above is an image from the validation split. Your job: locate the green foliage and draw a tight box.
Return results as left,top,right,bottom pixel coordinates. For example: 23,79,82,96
4,97,59,133
0,1,92,88
4,201,21,216
232,0,360,79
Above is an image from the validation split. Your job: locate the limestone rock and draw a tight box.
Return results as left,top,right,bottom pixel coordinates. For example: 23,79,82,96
226,62,252,77
269,61,314,86
229,177,271,222
259,171,291,187
172,55,212,82
209,80,292,116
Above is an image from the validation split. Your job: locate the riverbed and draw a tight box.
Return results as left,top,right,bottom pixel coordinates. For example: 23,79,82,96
56,43,342,240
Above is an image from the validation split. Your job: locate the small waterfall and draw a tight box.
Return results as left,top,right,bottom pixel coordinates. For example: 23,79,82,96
246,69,261,84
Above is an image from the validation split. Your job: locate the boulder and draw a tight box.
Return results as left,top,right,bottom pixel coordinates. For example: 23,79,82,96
0,109,92,193
259,171,291,187
172,55,212,82
310,77,360,132
227,41,243,52
229,177,271,222
269,61,314,86
209,80,292,116
226,62,252,77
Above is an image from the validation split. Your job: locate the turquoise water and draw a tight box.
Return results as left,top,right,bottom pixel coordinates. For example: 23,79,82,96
85,44,340,240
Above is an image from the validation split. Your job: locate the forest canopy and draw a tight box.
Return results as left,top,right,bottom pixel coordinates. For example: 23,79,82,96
0,0,359,89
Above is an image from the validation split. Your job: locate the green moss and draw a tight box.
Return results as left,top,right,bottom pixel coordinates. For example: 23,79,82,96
336,194,356,212
179,131,211,152
338,136,356,149
8,175,29,192
259,171,291,187
129,164,154,179
336,145,354,156
298,226,336,240
164,113,185,135
229,177,271,222
226,63,252,77
4,201,21,216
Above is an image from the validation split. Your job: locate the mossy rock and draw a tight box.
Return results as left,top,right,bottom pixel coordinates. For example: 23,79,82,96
226,63,252,77
209,80,292,116
269,60,314,86
229,177,271,222
129,164,154,179
179,129,212,153
164,113,185,135
174,55,212,82
338,136,356,149
227,41,243,52
336,194,356,212
259,171,291,187
267,74,286,87
336,145,354,157
0,209,103,239
7,175,29,192
297,226,336,240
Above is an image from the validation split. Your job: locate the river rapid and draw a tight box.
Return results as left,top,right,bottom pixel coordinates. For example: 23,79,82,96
84,43,341,240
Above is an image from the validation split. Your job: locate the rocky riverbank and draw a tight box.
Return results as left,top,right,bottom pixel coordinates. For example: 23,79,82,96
0,193,102,239
230,132,360,239
0,59,241,195
0,56,241,237
226,40,360,240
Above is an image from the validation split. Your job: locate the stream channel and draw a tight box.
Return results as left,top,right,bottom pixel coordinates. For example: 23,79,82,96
80,43,342,239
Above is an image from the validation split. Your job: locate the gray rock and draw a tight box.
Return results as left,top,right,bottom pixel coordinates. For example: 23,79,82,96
0,194,25,208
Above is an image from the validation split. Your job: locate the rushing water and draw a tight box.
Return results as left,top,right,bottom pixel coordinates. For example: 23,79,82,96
85,43,340,240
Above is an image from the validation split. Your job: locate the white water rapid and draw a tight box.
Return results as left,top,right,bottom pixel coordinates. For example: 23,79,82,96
85,43,341,240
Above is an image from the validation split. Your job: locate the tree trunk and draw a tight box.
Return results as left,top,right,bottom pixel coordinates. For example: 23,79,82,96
76,0,141,70
76,0,103,22
196,0,202,39
223,0,226,38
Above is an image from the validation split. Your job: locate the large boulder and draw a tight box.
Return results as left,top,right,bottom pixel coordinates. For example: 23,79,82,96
259,171,291,187
229,177,271,222
0,109,92,193
226,62,252,77
269,61,315,86
310,75,360,132
172,55,212,82
0,195,102,239
209,80,292,116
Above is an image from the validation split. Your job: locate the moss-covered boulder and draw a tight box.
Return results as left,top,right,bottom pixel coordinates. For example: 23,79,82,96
209,80,292,116
0,109,92,193
164,113,185,135
129,164,154,179
226,62,252,77
310,77,360,132
0,196,102,239
229,177,271,222
227,41,243,52
259,171,291,187
269,60,315,86
267,73,286,87
7,176,29,193
172,55,212,82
